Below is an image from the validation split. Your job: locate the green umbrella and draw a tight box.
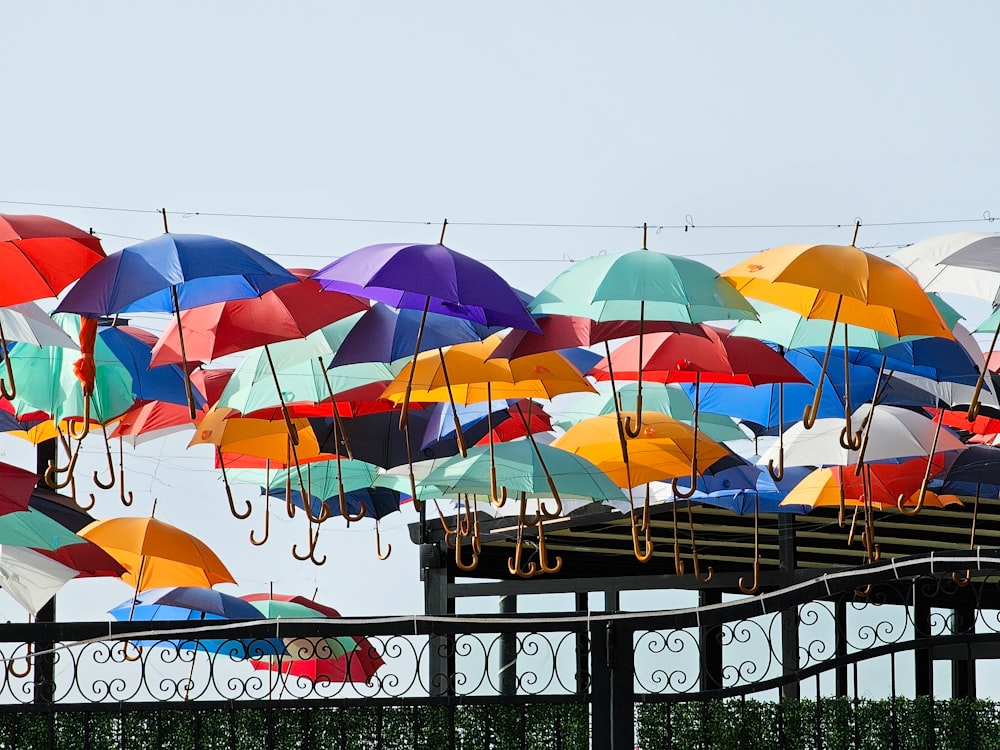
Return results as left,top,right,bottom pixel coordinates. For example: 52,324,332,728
0,508,85,551
422,441,626,577
243,598,355,660
559,383,749,443
528,248,757,324
8,314,134,426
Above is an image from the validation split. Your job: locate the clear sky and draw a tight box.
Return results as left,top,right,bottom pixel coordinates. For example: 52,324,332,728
3,2,1000,687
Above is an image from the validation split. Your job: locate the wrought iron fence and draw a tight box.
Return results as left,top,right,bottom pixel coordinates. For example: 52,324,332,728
1,549,1000,748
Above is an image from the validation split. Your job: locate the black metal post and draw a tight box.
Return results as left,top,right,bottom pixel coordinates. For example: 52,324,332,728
575,591,590,694
778,514,800,700
498,594,517,696
914,582,933,697
590,619,612,750
699,588,723,691
422,540,453,697
835,597,847,697
951,596,976,699
33,438,57,705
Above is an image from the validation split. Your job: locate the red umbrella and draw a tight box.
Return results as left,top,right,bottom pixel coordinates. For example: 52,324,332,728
0,462,40,515
474,400,553,445
488,313,704,360
149,272,367,367
0,215,105,306
591,326,808,386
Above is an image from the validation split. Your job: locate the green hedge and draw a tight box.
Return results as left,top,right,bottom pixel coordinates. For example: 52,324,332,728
636,697,1000,750
0,703,590,750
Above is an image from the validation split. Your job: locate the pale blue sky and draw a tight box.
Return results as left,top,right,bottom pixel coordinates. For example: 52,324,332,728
3,3,1000,696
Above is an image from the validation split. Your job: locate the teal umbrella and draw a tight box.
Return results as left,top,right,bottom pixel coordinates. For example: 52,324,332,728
421,441,626,577
560,383,749,444
0,508,85,551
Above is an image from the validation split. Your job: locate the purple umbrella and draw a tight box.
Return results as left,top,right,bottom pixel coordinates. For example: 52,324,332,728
57,233,296,417
310,233,539,495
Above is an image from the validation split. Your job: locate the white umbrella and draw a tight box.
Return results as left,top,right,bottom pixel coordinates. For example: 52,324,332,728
757,405,965,468
0,546,77,616
892,231,1000,304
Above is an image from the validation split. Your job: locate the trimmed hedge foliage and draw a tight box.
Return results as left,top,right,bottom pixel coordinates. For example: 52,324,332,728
636,697,1000,750
0,703,590,750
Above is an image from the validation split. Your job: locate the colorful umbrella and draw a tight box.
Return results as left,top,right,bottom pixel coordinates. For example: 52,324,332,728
78,515,236,592
55,232,297,416
0,546,77,616
242,592,383,685
722,243,953,432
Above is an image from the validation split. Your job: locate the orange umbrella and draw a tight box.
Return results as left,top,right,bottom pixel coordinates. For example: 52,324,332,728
79,516,235,592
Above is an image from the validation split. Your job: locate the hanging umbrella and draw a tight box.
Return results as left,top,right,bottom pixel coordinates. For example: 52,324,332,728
242,592,384,685
149,272,367,367
682,463,815,515
0,462,40,516
563,383,748,444
0,214,105,398
474,400,554,445
0,546,77,616
109,587,285,659
488,313,704,361
78,515,236,592
553,410,733,573
722,243,953,434
757,405,965,468
0,508,88,551
55,232,297,417
26,489,128,578
330,302,499,368
422,440,627,576
891,231,1000,304
0,214,106,305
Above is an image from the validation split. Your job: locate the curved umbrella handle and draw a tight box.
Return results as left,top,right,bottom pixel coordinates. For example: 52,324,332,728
7,643,30,678
839,425,863,451
434,500,459,550
671,498,685,576
536,515,562,575
337,476,366,523
506,534,538,579
768,383,786,482
249,498,270,546
217,449,251,520
490,469,508,509
80,492,97,511
66,396,91,442
121,641,143,662
687,499,713,584
631,521,654,563
738,492,761,595
375,520,392,561
671,469,698,499
622,302,646,439
45,451,79,490
896,409,945,517
454,515,478,572
291,525,327,566
93,421,117,490
767,453,785,483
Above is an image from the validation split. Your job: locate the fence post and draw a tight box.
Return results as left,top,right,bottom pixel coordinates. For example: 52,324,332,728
499,594,517,696
778,515,800,700
33,438,57,706
589,618,612,750
699,589,723,692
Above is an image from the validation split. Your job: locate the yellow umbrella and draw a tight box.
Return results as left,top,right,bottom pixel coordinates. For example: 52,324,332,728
722,243,953,433
79,515,235,592
554,410,730,573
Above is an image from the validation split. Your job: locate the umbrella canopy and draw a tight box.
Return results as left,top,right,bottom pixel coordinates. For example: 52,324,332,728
330,303,499,367
8,317,200,424
55,233,297,316
109,587,285,659
242,593,384,683
78,516,236,591
757,405,966,468
781,459,960,511
488,313,705,360
722,244,952,338
931,445,1000,497
528,249,758,323
0,214,106,305
421,441,627,502
0,508,87,551
380,335,595,406
590,327,809,386
682,463,816,515
190,407,326,464
892,232,1000,304
233,459,383,520
0,545,77,616
562,383,748,443
310,242,538,332
150,274,368,367
0,462,40,515
0,303,78,349
553,411,734,488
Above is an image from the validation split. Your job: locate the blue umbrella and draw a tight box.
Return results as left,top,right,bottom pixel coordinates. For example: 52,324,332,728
110,586,286,659
695,463,815,515
329,303,499,367
56,233,296,417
